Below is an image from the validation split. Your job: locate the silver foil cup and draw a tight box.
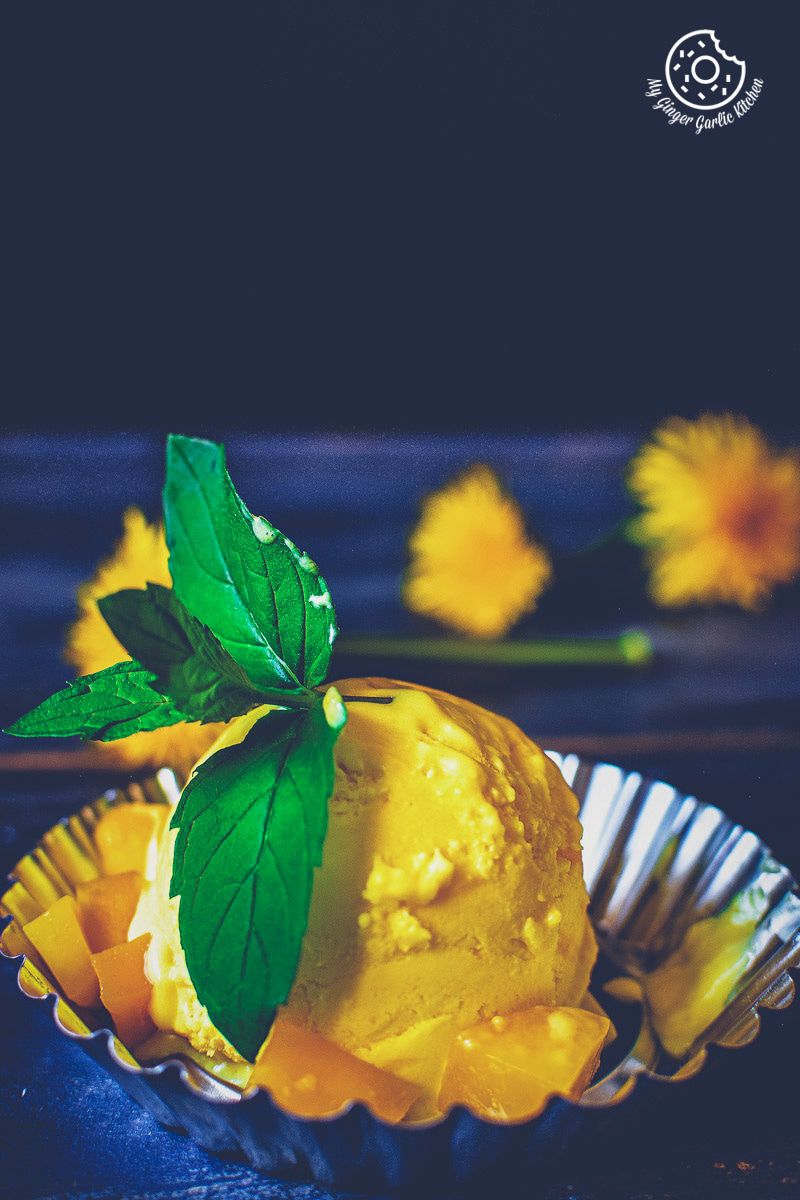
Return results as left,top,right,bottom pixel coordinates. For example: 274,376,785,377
2,757,799,1191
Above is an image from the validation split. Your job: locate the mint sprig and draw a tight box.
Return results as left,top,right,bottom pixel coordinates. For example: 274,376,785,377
170,691,346,1060
5,433,361,1058
7,437,334,742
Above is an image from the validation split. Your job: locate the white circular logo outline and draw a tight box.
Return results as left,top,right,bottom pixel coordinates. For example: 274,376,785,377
665,29,746,111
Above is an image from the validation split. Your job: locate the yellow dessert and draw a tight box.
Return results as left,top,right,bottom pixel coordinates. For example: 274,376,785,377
5,437,608,1128
130,677,597,1116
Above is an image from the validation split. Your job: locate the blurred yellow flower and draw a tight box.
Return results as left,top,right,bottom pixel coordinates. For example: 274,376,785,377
65,507,225,774
403,465,552,638
628,415,800,609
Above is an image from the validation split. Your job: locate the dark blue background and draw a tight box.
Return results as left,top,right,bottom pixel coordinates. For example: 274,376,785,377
2,2,796,434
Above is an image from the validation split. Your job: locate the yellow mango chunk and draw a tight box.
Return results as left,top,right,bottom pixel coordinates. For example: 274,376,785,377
91,934,155,1048
24,895,100,1009
645,887,767,1058
250,1018,423,1122
95,803,167,878
438,1005,610,1121
76,871,143,953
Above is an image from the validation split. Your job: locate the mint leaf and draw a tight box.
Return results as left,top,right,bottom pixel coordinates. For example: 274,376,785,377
98,584,280,724
5,661,188,742
163,435,337,693
170,690,346,1059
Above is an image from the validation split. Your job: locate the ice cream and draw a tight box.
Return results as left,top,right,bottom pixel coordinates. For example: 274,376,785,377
130,677,596,1113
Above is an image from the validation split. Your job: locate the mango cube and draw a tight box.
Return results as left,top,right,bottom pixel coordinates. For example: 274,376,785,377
94,803,167,878
24,895,100,1009
76,871,142,953
91,934,155,1047
438,1005,610,1121
251,1017,422,1122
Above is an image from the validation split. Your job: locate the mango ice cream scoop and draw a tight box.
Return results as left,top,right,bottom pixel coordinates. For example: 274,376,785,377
130,677,597,1112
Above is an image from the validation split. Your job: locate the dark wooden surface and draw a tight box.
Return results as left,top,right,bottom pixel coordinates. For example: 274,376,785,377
1,433,799,1200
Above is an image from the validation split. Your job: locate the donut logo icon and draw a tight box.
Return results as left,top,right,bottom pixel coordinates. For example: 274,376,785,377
665,29,746,111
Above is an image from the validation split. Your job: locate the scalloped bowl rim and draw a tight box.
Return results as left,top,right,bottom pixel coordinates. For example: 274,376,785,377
2,756,799,1136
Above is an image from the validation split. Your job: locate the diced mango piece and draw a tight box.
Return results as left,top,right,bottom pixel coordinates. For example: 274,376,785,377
438,1005,610,1121
76,871,143,953
645,886,768,1059
94,803,168,878
251,1018,423,1122
91,934,155,1047
24,895,100,1008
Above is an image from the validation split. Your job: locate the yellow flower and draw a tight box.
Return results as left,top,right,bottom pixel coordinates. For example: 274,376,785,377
65,507,225,774
403,465,552,638
628,415,800,609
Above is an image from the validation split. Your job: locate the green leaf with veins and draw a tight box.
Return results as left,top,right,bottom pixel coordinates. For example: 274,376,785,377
170,690,346,1060
5,661,189,742
163,435,337,693
98,583,302,723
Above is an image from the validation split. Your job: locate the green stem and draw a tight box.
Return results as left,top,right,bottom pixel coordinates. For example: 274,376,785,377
569,515,634,558
334,631,653,668
257,686,317,711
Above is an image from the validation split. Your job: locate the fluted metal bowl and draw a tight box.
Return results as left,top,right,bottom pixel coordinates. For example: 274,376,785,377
2,757,799,1191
